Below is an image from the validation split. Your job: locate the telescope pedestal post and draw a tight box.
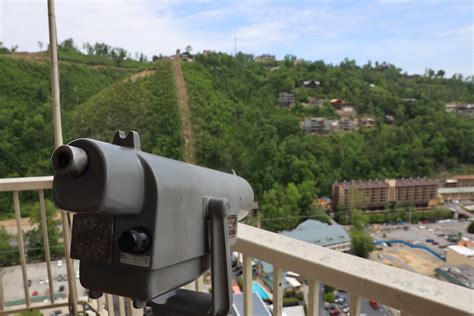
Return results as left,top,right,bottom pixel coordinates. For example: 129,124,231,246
147,197,233,316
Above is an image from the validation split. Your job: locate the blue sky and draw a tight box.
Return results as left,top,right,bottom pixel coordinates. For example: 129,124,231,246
1,0,473,76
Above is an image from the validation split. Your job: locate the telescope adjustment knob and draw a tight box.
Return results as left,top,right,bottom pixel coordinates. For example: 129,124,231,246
118,227,151,253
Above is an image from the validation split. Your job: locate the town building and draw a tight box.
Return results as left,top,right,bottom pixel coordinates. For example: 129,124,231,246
438,187,474,201
279,220,351,252
446,245,474,268
435,265,474,289
452,175,474,187
278,92,295,108
332,178,439,211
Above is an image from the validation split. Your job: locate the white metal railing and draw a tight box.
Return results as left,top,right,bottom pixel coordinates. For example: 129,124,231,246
0,176,143,316
234,223,474,316
1,176,473,316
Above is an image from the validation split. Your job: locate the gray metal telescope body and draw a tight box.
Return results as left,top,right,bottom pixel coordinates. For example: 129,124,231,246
52,131,254,303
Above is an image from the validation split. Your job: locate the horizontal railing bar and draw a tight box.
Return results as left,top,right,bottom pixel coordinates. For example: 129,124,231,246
0,176,53,192
0,301,71,315
234,224,473,316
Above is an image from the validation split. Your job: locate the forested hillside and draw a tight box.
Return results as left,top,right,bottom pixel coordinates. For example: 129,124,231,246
183,53,473,230
0,48,473,231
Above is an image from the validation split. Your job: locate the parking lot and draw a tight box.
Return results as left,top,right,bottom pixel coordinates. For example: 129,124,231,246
369,220,472,277
371,221,473,254
1,259,87,304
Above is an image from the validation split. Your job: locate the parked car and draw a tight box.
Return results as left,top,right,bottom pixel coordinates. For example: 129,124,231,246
32,291,38,296
334,295,345,304
432,241,439,245
369,299,380,310
57,260,63,268
342,304,350,313
59,285,65,292
39,279,45,285
330,309,340,316
426,239,434,243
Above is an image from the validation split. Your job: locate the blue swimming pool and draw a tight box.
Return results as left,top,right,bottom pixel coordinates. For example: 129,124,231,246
252,281,271,300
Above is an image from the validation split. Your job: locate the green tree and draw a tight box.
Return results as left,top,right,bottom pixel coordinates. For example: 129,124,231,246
350,210,374,258
0,226,18,266
468,222,474,234
25,200,63,261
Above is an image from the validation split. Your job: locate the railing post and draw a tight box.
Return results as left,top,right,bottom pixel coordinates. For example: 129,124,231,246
61,213,78,315
350,293,361,316
13,191,30,307
106,294,115,316
0,271,4,311
97,296,105,315
126,297,142,316
272,267,283,316
194,276,204,292
118,296,126,316
307,280,320,316
243,254,253,316
39,190,55,303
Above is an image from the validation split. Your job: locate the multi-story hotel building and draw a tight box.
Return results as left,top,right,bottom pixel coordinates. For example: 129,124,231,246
332,178,439,210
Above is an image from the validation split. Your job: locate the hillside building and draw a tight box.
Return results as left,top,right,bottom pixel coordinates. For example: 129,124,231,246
446,103,474,118
332,178,439,210
255,54,276,62
278,92,295,108
302,80,320,88
303,117,327,134
358,116,376,128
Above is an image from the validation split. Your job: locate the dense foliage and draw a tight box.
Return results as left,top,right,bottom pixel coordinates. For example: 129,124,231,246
183,53,473,230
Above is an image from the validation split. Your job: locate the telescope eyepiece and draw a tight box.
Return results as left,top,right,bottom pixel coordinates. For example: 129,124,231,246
52,145,88,177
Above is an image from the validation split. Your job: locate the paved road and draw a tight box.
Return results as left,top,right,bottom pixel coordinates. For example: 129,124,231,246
445,202,473,219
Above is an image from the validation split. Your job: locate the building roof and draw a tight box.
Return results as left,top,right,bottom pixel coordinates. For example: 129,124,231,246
452,175,474,181
435,265,474,289
285,276,301,288
282,306,305,316
232,293,271,316
448,245,474,257
438,187,474,194
396,178,439,186
335,180,388,189
280,220,351,248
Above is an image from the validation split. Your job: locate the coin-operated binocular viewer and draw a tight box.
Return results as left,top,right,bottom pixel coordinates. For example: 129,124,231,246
51,131,254,316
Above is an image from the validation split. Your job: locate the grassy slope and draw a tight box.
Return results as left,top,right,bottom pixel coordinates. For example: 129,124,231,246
68,60,183,160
